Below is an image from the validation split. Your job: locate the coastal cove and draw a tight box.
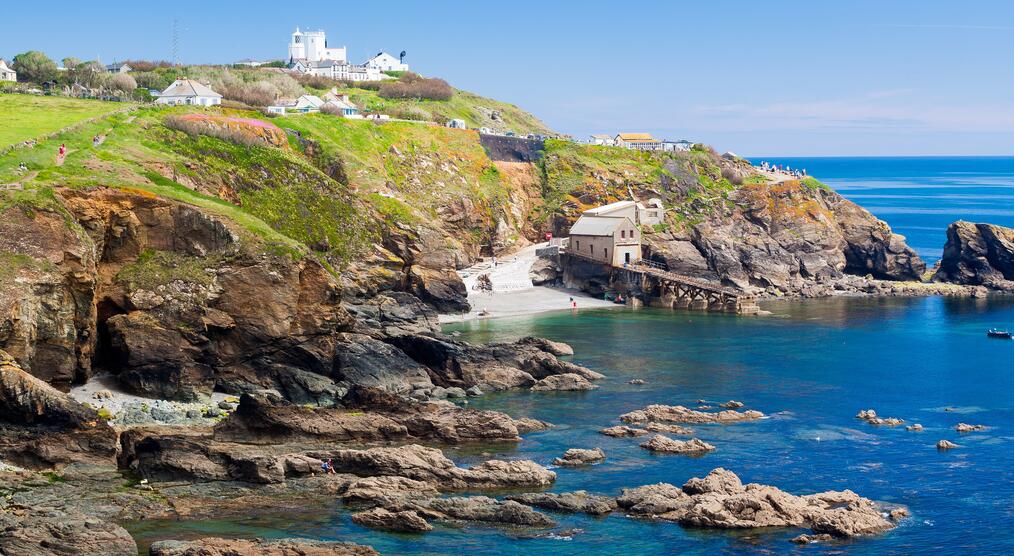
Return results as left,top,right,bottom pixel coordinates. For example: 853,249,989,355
127,296,1014,554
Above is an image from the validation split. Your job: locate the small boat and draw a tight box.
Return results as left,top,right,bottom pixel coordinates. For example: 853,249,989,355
987,329,1012,339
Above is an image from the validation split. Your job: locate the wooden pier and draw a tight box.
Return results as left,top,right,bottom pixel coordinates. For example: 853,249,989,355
563,250,759,314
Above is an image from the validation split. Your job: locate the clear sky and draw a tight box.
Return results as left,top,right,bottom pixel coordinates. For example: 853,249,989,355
3,0,1013,156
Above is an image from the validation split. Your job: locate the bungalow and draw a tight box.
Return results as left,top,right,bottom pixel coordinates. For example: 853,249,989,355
0,59,15,82
293,94,325,112
615,133,662,151
105,62,132,74
662,139,693,152
155,79,222,106
583,199,665,226
322,93,360,117
363,51,409,73
568,215,641,266
589,134,615,146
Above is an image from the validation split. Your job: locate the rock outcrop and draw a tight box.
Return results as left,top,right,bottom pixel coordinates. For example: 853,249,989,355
351,507,433,532
617,468,896,538
620,404,764,425
506,491,616,516
856,409,904,426
599,425,649,437
639,435,715,454
0,507,137,556
552,447,605,466
934,221,1014,290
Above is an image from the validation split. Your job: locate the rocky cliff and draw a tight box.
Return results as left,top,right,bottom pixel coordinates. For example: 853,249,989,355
934,221,1014,290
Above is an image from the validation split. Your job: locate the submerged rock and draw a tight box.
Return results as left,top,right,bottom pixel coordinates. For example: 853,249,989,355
719,400,744,409
644,422,694,435
620,404,763,424
955,423,986,432
791,533,835,544
640,435,715,454
937,439,960,450
149,538,378,555
351,507,432,532
553,447,605,466
599,425,647,437
423,496,556,527
506,491,616,516
906,424,924,432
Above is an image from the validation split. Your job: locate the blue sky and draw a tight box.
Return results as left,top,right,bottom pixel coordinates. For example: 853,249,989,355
3,0,1013,156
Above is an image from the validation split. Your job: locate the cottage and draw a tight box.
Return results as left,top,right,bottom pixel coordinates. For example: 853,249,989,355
615,133,662,151
293,94,325,112
662,139,693,152
447,118,467,129
568,215,641,266
364,51,409,73
589,134,615,146
105,62,132,74
0,59,16,82
154,79,222,106
583,199,665,226
322,92,360,117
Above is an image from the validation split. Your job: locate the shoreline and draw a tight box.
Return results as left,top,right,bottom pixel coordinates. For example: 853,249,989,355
438,285,622,323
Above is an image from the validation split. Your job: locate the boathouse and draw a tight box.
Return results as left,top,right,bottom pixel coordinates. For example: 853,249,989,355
568,215,641,266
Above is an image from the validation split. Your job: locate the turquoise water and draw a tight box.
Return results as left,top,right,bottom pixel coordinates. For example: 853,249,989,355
764,156,1014,263
127,159,1014,554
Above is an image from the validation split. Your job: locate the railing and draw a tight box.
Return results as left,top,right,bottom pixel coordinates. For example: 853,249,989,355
549,237,570,248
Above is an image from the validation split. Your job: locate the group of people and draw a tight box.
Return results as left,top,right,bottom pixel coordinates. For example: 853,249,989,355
759,161,807,179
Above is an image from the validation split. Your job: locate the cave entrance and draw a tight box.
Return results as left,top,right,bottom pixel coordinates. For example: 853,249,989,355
93,297,127,373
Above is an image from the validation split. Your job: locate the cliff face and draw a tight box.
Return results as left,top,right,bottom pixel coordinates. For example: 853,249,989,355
934,221,1014,290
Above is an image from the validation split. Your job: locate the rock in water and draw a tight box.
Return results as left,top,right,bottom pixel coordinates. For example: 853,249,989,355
937,439,960,450
423,497,556,528
599,425,648,437
955,423,986,432
790,533,835,544
644,422,694,435
352,507,432,532
719,400,744,409
149,538,378,555
856,408,904,426
934,221,1014,290
618,468,897,538
531,373,597,391
906,424,924,432
640,435,716,454
506,491,616,516
620,404,763,424
553,448,605,466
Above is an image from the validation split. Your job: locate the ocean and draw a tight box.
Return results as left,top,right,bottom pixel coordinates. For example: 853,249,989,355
128,158,1014,555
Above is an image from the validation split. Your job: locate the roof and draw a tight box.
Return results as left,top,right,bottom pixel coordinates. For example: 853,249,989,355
569,215,632,236
105,63,130,70
590,134,612,139
584,200,638,216
159,79,222,98
0,59,12,71
616,133,655,141
296,94,325,107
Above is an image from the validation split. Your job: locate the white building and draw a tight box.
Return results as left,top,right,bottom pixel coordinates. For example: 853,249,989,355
364,51,409,73
105,62,131,74
323,93,360,117
288,27,347,63
568,215,642,266
583,199,665,226
447,118,467,129
0,59,15,82
589,134,615,146
155,79,222,106
662,139,693,152
289,59,383,81
615,133,663,151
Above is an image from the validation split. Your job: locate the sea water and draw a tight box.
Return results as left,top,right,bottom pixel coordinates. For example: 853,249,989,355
127,158,1014,555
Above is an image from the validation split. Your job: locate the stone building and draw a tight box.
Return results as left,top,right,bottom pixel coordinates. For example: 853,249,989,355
568,215,641,266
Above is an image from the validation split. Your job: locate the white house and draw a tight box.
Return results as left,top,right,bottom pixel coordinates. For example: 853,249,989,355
662,139,693,152
105,62,131,74
0,59,15,82
447,118,467,129
568,215,642,266
615,133,662,151
288,27,347,63
155,79,222,106
589,134,615,146
583,199,665,226
322,91,360,117
363,51,409,73
290,59,382,81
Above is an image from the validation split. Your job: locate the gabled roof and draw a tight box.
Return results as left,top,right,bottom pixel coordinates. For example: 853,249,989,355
590,134,612,139
296,94,325,108
0,59,13,71
616,133,655,141
159,79,222,98
584,200,637,216
569,215,632,236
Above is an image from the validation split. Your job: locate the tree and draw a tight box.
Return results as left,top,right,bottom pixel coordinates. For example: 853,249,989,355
109,73,137,93
12,51,58,83
61,57,81,69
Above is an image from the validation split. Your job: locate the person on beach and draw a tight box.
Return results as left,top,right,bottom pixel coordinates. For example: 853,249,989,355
571,300,577,309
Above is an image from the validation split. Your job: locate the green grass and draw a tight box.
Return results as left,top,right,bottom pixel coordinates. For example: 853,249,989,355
0,93,128,148
116,249,217,290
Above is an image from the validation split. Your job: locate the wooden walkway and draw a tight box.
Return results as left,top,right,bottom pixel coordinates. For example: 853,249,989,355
564,250,759,314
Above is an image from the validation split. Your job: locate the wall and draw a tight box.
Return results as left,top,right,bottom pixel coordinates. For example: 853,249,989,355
479,134,544,163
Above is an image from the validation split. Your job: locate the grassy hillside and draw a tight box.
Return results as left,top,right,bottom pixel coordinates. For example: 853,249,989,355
330,87,554,136
0,95,129,148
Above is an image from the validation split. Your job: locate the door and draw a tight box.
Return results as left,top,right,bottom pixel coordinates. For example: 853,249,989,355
625,252,630,264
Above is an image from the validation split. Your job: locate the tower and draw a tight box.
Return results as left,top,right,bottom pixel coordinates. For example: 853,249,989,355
288,27,306,61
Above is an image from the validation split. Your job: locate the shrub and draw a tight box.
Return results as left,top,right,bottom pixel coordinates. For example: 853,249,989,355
12,50,58,83
378,72,452,100
388,105,431,121
220,80,280,107
122,60,174,72
721,166,745,185
109,73,137,93
294,73,338,89
165,114,287,148
133,71,171,91
320,104,343,116
337,79,381,91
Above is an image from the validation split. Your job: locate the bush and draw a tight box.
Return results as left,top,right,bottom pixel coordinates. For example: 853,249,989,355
133,71,171,91
378,72,452,101
12,51,58,83
388,105,431,121
337,79,381,91
721,166,745,186
165,115,285,148
294,73,338,89
122,60,174,72
109,73,137,93
320,104,343,116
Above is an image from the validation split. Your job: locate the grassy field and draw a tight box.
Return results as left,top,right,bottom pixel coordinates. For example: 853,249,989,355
0,94,129,148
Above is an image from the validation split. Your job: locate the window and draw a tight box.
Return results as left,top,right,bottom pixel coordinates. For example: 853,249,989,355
621,230,626,239
575,240,580,250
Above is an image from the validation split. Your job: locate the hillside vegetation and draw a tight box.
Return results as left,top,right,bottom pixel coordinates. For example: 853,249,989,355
0,95,129,147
